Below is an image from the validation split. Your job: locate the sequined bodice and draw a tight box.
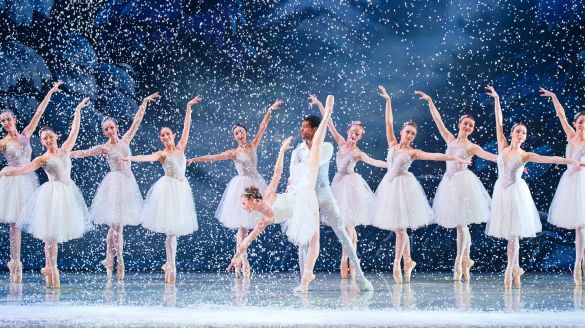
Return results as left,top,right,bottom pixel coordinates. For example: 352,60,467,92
497,153,525,188
234,150,259,176
105,141,132,174
566,143,585,174
44,154,72,183
163,152,186,180
445,142,471,178
2,138,32,167
335,149,357,175
386,148,413,179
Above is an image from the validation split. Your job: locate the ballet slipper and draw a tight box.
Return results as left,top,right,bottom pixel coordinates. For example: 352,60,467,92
512,267,524,289
241,256,251,279
340,258,349,279
294,272,316,294
403,259,416,283
116,257,125,280
462,257,474,281
392,262,402,284
453,262,463,281
574,264,582,286
162,262,170,283
167,263,176,285
40,267,51,288
51,266,60,289
504,268,512,289
14,261,23,284
101,257,114,281
7,260,15,283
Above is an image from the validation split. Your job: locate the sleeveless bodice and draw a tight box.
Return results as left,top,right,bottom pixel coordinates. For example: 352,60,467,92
335,149,357,175
385,148,413,179
497,153,525,188
3,137,32,167
445,142,471,178
44,153,72,183
234,150,259,176
565,143,585,174
105,141,132,174
163,152,186,180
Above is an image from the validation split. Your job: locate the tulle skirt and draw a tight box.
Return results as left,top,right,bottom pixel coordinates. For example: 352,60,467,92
486,178,542,239
18,180,90,243
433,170,491,228
331,172,374,227
0,168,39,224
90,171,143,226
371,172,433,231
215,174,267,229
273,182,319,246
142,176,198,236
548,169,585,229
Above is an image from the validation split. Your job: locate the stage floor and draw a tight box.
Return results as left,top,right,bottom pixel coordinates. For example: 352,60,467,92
0,271,583,327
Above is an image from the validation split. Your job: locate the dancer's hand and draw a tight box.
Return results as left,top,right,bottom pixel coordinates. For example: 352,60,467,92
414,90,432,103
378,85,390,100
226,247,246,273
280,136,293,151
186,157,200,165
75,97,91,111
49,81,64,94
539,88,557,100
485,85,499,99
308,94,321,107
269,100,284,111
143,92,160,104
187,96,203,108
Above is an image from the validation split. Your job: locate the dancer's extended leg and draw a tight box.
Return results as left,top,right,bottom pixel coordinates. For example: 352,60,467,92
9,224,22,283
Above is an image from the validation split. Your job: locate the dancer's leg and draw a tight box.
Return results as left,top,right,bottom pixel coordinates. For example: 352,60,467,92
48,242,59,288
8,223,22,283
299,211,321,292
42,242,51,288
511,236,523,288
102,227,115,280
454,225,464,280
112,224,124,279
340,225,355,279
168,235,177,284
402,231,416,283
461,226,474,280
505,237,518,289
236,228,250,278
307,95,333,186
394,229,407,283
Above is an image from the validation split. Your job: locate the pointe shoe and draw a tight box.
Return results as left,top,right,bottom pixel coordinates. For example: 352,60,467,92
403,259,416,283
102,257,114,281
167,264,176,285
340,259,349,279
14,261,23,284
393,264,403,284
504,269,512,289
51,267,60,289
40,267,51,288
462,258,475,281
116,258,125,280
512,267,524,289
453,263,463,281
574,264,582,286
294,273,316,294
241,257,251,279
162,262,170,283
7,260,15,283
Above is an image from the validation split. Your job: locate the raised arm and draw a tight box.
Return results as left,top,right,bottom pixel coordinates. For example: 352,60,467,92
177,96,202,151
22,81,63,138
125,151,162,163
70,145,107,159
524,152,578,166
415,149,469,166
486,86,507,150
415,91,455,143
357,151,388,168
309,94,344,146
266,137,293,196
187,149,236,165
122,92,160,143
379,85,397,147
540,88,575,139
62,97,90,153
470,144,497,162
251,100,283,148
0,155,45,177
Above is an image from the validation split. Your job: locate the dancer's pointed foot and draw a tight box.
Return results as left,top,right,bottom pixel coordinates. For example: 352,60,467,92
403,259,416,283
504,268,512,289
162,262,170,283
512,267,524,289
453,262,463,281
7,260,15,283
51,267,60,289
14,261,23,284
167,263,176,285
101,257,114,281
294,273,316,294
116,257,125,280
40,267,51,288
574,264,582,286
462,257,475,281
393,262,403,284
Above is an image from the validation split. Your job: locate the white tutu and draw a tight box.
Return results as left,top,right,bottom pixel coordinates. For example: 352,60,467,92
215,174,267,229
371,172,433,231
0,168,39,224
142,176,198,236
331,172,374,227
433,170,491,228
90,171,143,226
18,180,90,243
486,178,542,239
548,169,585,229
273,182,319,246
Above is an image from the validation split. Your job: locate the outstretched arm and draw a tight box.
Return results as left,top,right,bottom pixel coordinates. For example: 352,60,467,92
177,96,202,151
357,151,388,168
486,86,507,151
471,144,497,162
540,88,575,139
0,155,45,177
524,152,578,166
251,100,283,148
226,216,272,272
415,90,455,143
379,85,397,147
62,97,90,153
309,94,344,146
266,137,293,196
70,145,107,159
124,151,162,163
22,81,63,138
187,149,236,165
415,150,470,166
123,92,160,143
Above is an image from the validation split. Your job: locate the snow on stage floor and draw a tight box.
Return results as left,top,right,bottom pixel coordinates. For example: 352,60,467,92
0,271,584,327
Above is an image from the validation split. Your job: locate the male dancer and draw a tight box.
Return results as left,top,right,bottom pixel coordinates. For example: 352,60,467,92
289,106,374,292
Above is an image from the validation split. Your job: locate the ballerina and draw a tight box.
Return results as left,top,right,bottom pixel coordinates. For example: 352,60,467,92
308,94,387,279
187,100,282,278
415,90,497,281
0,97,91,288
0,81,62,283
540,88,585,286
227,95,335,293
71,92,160,280
124,95,201,284
485,85,581,289
371,86,469,284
